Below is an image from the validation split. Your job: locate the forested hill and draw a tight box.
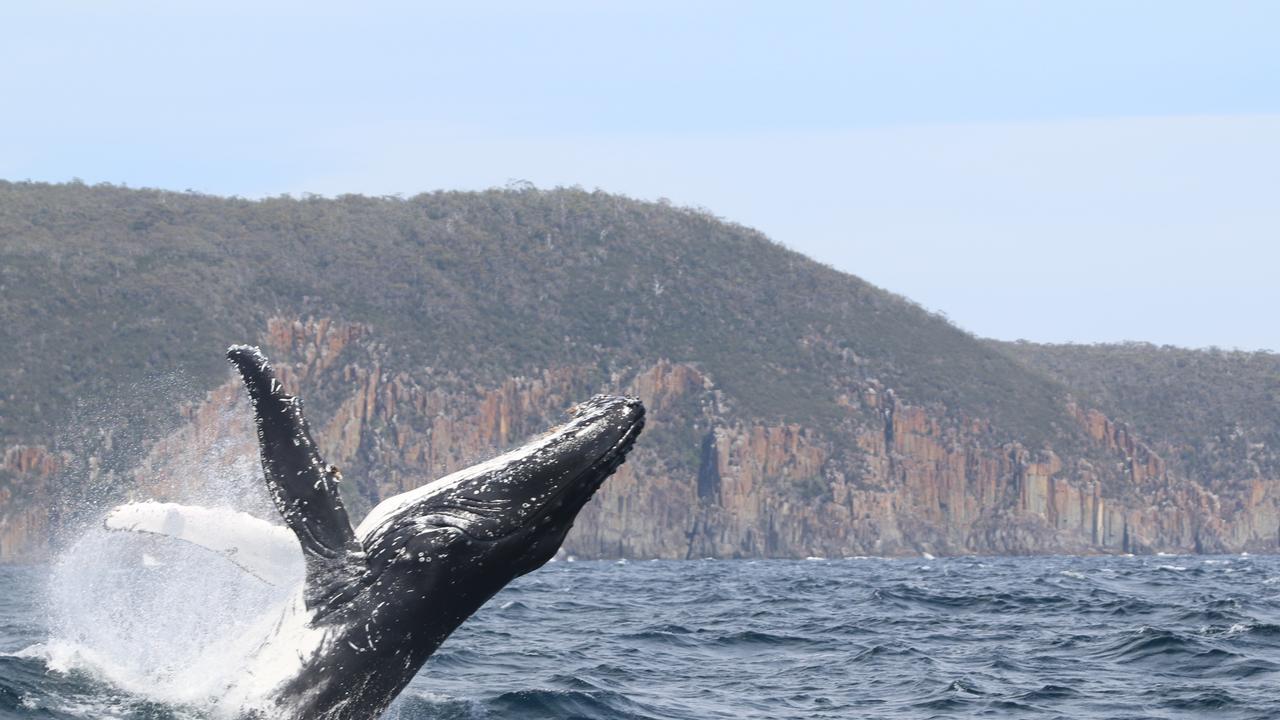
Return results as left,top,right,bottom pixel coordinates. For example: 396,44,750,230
993,341,1280,496
2,180,1278,561
0,180,1067,447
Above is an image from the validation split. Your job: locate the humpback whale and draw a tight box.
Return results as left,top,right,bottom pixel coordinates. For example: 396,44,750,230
107,346,644,719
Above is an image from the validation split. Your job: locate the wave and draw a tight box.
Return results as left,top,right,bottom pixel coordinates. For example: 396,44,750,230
7,555,1280,718
0,653,201,720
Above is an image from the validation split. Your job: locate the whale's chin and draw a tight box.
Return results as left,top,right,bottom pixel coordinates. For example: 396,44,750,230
356,394,645,552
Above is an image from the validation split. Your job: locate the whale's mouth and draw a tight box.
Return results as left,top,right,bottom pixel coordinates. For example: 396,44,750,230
361,396,645,550
457,399,644,540
535,402,645,516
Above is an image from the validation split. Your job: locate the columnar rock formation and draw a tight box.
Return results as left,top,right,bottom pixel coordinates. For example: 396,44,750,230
0,446,59,561
5,317,1274,561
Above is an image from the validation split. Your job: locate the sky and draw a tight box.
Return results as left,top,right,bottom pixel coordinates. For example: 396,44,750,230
3,1,1278,350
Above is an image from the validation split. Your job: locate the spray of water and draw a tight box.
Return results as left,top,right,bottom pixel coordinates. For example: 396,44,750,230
38,384,305,715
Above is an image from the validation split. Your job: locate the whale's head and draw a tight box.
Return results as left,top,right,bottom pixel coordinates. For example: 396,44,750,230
355,395,644,609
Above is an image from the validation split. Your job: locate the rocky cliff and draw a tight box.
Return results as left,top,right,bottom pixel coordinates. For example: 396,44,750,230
0,446,59,561
7,317,1274,561
3,183,1278,561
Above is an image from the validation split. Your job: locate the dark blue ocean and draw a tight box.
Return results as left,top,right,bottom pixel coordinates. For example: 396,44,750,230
4,555,1280,719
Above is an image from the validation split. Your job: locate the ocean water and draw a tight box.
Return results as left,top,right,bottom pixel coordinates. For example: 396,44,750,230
3,554,1280,719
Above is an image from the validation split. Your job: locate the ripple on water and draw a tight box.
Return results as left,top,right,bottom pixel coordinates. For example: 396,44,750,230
5,555,1280,719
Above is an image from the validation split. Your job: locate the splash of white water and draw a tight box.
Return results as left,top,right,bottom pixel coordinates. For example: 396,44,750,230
41,401,306,715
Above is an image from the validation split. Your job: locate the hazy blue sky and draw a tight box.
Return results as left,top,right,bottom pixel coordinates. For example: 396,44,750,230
4,1,1277,349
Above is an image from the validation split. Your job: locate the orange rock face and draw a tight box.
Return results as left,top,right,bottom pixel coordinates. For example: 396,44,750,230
0,446,60,561
2,317,1276,561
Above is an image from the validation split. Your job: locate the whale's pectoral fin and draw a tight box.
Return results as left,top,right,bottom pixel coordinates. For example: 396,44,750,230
104,501,303,586
228,345,364,605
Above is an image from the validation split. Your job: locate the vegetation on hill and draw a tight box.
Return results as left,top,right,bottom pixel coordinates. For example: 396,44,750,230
1,180,1074,452
4,180,1280,559
993,341,1280,490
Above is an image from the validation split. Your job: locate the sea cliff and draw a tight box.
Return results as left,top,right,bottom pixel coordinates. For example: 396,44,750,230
5,317,1274,560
